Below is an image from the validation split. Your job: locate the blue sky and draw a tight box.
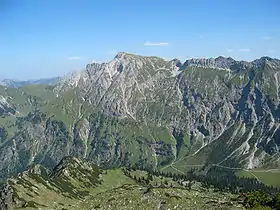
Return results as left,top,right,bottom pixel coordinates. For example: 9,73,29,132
0,0,279,80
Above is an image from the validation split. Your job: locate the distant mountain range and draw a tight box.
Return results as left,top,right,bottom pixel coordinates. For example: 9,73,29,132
0,77,60,88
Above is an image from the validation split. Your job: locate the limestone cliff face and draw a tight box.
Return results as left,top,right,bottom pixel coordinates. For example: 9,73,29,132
0,96,16,116
0,53,280,180
55,54,280,169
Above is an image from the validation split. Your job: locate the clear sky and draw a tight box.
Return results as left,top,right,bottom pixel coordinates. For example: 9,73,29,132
0,0,279,80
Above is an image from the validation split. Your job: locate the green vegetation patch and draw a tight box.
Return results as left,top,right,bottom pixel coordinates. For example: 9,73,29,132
236,170,280,188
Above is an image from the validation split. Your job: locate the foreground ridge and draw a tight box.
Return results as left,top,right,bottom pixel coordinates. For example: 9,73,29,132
0,157,250,209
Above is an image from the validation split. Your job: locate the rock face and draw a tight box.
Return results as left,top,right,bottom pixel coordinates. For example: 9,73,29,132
182,56,236,70
0,53,280,180
0,96,16,116
0,184,13,210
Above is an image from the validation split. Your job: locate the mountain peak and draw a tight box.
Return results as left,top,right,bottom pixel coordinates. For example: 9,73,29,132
50,156,101,182
215,56,234,62
170,58,182,68
114,52,169,61
114,52,138,60
181,56,279,71
182,56,236,70
114,52,127,59
251,56,280,69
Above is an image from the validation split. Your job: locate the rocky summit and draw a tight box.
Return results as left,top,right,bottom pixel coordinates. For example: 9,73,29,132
0,53,280,182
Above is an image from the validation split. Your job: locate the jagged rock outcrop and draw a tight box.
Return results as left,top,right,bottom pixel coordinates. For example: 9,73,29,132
0,96,16,116
0,183,13,210
182,56,236,70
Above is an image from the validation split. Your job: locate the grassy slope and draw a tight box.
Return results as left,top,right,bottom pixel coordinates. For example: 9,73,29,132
9,167,244,210
236,170,280,188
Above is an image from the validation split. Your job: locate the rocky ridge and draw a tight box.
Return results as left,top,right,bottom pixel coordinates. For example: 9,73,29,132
0,53,279,181
0,156,244,210
54,53,280,169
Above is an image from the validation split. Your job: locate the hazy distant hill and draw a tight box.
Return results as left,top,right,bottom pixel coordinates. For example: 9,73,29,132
0,77,59,88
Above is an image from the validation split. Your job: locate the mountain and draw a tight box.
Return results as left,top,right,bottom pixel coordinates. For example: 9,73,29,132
0,77,59,88
0,53,280,181
0,156,244,209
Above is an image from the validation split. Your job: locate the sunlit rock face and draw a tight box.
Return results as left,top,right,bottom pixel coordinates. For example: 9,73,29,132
0,53,280,180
